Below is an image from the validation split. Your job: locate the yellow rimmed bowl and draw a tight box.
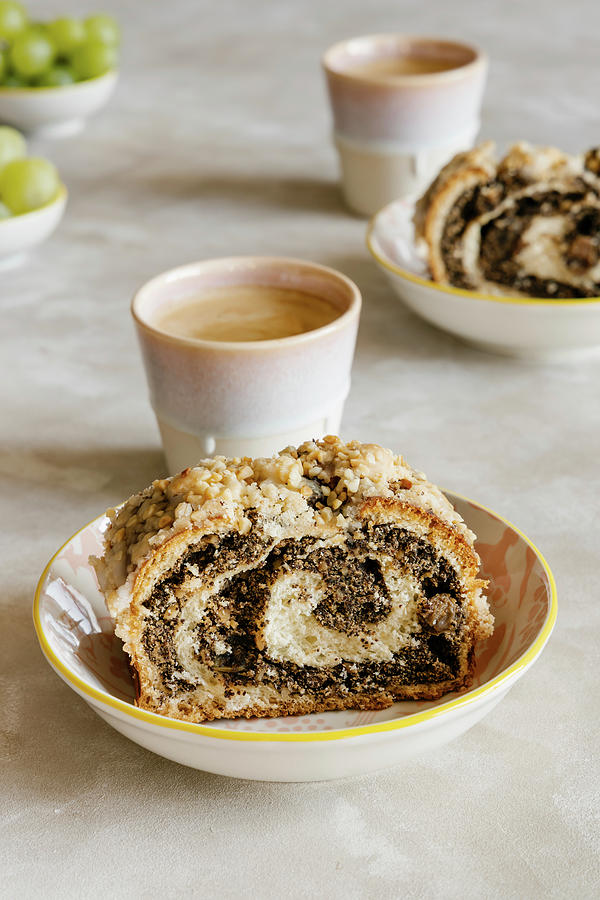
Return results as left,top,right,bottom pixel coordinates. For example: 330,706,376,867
367,198,600,358
33,492,556,782
0,183,67,268
0,70,118,138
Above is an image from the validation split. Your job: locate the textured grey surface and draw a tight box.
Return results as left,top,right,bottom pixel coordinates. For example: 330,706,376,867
2,0,600,897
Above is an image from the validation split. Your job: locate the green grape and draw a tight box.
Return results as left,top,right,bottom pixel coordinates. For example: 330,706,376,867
37,65,76,87
0,125,26,168
0,1,27,40
28,21,49,35
0,200,11,219
72,40,116,80
84,13,120,46
48,17,85,55
0,157,60,215
10,31,56,78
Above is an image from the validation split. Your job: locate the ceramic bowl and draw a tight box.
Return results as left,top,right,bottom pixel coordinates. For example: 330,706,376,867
0,184,67,268
34,492,556,782
367,198,600,357
0,70,118,138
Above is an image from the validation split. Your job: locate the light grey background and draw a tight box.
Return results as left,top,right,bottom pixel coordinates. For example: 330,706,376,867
2,1,599,897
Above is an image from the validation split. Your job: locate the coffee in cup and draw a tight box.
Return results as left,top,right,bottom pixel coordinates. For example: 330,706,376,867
151,284,340,343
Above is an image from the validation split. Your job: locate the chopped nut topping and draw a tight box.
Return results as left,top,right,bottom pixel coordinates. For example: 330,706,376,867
92,437,472,595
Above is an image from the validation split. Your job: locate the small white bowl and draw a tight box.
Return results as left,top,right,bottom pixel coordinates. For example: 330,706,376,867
367,198,600,358
0,70,118,138
0,184,67,268
33,492,556,782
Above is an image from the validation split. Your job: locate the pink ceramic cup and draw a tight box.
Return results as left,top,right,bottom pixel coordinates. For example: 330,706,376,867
131,256,362,473
323,34,488,216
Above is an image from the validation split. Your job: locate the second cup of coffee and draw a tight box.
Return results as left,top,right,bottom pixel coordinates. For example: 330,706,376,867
132,256,362,472
323,34,488,216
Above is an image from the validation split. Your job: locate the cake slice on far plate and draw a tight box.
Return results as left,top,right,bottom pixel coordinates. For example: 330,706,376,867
415,141,600,298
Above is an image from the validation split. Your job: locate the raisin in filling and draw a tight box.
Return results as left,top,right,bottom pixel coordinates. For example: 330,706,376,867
142,525,466,696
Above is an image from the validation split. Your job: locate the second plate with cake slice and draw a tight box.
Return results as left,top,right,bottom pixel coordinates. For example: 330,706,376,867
367,142,600,357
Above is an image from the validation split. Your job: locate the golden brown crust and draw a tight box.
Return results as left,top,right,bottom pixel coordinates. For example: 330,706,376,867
138,679,472,724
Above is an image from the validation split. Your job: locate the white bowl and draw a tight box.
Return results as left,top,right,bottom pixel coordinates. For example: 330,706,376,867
33,492,556,782
367,198,600,358
0,184,67,268
0,70,118,138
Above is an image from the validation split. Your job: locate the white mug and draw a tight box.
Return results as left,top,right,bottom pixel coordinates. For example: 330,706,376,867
323,34,488,217
131,256,362,473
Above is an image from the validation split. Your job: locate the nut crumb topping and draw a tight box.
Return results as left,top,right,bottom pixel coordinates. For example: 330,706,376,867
93,436,472,595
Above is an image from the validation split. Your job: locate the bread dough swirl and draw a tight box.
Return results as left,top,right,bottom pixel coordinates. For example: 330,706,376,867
91,437,493,723
415,142,600,298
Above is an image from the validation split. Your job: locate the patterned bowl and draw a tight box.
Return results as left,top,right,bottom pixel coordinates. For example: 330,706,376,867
33,492,556,781
367,198,600,358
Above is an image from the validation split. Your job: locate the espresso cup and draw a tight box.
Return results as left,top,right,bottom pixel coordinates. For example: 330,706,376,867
323,34,488,216
132,256,362,473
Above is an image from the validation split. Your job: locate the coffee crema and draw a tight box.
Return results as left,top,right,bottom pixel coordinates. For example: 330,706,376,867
346,55,460,79
153,284,340,343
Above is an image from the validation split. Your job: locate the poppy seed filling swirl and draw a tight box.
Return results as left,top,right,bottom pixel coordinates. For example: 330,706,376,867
140,523,466,699
417,141,600,298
